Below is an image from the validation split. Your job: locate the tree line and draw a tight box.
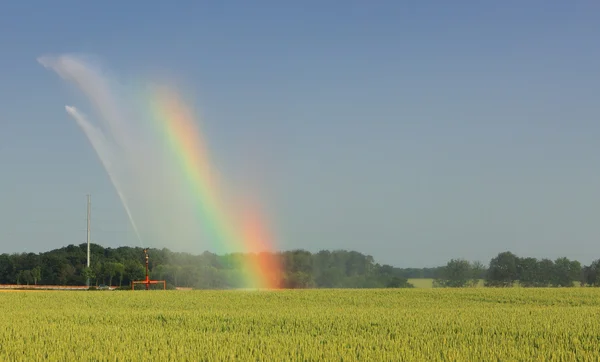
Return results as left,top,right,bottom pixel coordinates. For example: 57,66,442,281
434,251,600,288
0,243,413,289
1,245,598,289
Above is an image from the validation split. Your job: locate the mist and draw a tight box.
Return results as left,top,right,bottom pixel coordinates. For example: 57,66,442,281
38,54,213,253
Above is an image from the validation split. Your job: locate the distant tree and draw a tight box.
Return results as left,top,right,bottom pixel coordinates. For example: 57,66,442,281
485,251,518,287
58,264,76,285
551,257,580,287
82,267,95,287
284,250,313,275
315,267,344,288
161,265,182,286
284,272,314,288
124,261,145,285
534,258,554,287
581,266,590,287
193,265,227,289
569,259,582,286
15,242,600,290
434,259,472,288
582,259,600,286
31,266,41,285
282,250,315,288
21,270,33,285
0,254,14,283
386,276,414,288
92,262,104,286
469,261,485,287
115,263,125,287
104,262,117,287
517,257,539,287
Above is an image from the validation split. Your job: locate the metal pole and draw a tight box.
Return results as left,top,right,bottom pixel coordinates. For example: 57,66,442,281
86,194,91,287
144,249,149,290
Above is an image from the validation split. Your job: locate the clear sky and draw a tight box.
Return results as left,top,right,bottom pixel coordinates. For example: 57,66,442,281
1,1,600,267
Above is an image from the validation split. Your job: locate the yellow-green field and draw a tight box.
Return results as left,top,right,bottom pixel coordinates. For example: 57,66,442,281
1,289,599,360
407,279,581,288
408,278,486,288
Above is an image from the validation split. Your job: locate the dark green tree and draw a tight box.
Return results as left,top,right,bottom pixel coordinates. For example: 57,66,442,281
82,267,95,287
581,259,600,286
104,262,117,287
485,251,518,287
516,257,539,287
551,257,580,287
434,259,473,288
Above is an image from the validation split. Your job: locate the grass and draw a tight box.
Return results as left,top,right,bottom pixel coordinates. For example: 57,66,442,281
1,288,600,360
408,278,436,288
408,278,486,288
407,279,582,288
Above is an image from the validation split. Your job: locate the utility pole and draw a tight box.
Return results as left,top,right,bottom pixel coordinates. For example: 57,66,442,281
86,194,91,286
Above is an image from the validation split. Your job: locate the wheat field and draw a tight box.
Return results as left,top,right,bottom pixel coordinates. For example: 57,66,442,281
1,288,599,361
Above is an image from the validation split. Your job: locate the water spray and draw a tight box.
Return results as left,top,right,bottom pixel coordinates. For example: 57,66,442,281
64,105,144,247
39,54,201,251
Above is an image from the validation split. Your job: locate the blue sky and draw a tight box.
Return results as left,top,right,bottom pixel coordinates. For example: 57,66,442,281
1,1,600,267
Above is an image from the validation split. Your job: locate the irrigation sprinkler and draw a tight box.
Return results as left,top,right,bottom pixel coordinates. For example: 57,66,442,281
131,248,166,290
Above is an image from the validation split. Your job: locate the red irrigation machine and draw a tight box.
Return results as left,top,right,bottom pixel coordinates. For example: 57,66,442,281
131,248,167,290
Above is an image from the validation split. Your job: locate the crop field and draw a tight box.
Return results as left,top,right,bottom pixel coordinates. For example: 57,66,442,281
1,289,599,361
408,278,486,288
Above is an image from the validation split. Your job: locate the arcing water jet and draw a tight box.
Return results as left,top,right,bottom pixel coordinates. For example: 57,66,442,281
64,105,143,245
40,53,283,288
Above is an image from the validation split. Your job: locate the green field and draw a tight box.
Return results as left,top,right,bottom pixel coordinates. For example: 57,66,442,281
408,278,486,288
407,279,579,288
408,278,437,288
1,288,599,360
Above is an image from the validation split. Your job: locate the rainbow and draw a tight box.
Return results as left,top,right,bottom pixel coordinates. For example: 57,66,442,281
148,86,282,289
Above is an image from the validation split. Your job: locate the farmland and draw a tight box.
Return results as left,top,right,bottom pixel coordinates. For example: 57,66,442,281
1,289,599,360
408,278,486,288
